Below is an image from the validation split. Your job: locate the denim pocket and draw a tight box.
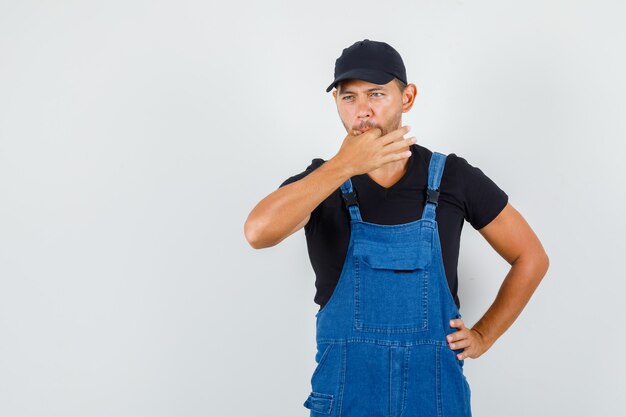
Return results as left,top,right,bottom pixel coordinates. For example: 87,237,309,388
353,241,430,333
439,346,472,416
303,391,334,415
444,345,471,415
311,343,333,383
305,342,343,416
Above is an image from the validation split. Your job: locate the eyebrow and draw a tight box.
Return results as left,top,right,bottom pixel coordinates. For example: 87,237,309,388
338,87,386,95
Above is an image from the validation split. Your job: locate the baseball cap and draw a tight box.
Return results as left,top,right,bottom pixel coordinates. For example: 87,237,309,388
326,39,407,93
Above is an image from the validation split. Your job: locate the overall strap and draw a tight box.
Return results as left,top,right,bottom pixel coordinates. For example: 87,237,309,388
421,152,447,221
339,178,363,222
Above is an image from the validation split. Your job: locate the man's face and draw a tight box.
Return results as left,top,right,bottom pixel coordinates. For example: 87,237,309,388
332,78,413,136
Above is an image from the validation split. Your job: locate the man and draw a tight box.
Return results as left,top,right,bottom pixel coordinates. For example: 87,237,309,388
244,39,549,417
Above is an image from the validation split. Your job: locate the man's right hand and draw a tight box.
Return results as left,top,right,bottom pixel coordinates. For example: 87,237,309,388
244,125,416,249
332,125,416,177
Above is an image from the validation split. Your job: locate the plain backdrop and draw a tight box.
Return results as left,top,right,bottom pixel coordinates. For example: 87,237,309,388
1,1,625,416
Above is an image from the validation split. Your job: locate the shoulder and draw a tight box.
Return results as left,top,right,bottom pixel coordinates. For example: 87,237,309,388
411,145,487,181
278,158,326,188
409,144,464,178
414,146,508,229
443,152,508,229
443,152,499,187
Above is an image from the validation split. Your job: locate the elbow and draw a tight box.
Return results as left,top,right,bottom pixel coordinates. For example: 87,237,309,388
244,217,275,249
541,251,550,276
244,218,263,249
513,248,550,280
529,249,550,280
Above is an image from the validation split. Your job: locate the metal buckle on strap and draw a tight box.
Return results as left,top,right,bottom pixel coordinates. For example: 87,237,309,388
341,190,359,207
426,188,440,206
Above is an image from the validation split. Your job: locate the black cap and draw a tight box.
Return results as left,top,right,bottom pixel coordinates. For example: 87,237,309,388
326,39,407,93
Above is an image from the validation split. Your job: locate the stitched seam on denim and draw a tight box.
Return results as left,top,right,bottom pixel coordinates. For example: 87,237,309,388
353,218,435,229
398,347,410,417
353,256,361,330
311,343,333,382
465,378,472,416
388,347,392,417
317,239,354,319
337,341,347,417
316,338,450,347
359,324,428,333
433,224,460,317
423,269,429,331
436,345,442,417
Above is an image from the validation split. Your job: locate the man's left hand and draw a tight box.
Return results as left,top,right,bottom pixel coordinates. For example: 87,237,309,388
447,318,488,360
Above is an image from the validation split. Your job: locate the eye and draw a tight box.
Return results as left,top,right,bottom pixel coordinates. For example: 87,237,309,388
342,95,354,100
371,92,384,97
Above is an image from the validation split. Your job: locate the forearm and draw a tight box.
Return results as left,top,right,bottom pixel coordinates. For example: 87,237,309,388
471,254,549,350
244,156,352,248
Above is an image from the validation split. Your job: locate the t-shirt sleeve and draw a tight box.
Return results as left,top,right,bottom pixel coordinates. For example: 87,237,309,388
278,158,326,188
277,158,326,234
452,153,508,230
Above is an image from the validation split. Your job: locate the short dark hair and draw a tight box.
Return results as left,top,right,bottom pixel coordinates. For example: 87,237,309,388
393,78,407,92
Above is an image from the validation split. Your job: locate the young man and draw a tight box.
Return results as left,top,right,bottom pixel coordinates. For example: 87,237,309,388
244,39,549,417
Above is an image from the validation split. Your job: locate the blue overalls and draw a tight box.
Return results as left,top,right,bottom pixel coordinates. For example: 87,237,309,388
303,152,472,417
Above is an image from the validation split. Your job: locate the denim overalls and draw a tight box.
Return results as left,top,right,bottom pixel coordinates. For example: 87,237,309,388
303,152,472,417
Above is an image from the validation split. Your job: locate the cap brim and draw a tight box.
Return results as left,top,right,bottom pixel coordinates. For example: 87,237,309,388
326,68,396,92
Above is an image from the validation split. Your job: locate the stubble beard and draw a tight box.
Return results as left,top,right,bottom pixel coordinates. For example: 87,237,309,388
347,111,403,137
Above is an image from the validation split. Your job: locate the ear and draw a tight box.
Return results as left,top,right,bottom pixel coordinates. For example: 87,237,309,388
401,84,418,113
332,90,337,100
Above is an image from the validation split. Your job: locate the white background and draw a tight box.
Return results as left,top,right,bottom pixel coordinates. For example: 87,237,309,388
1,1,625,416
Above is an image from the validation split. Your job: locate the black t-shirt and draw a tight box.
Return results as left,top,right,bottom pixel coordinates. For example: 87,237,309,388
278,143,508,311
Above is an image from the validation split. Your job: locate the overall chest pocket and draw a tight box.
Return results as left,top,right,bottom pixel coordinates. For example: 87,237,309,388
353,242,431,333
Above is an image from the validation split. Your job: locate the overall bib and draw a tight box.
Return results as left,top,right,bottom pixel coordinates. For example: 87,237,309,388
303,152,472,417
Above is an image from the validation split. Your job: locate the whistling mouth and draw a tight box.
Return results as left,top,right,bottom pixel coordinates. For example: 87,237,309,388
356,125,376,133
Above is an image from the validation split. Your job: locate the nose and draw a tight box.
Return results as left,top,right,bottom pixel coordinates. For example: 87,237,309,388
355,95,372,119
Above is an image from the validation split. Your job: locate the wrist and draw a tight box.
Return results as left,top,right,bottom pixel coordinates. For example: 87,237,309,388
326,154,355,179
471,326,491,349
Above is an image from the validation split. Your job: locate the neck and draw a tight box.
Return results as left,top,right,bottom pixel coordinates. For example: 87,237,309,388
366,153,411,188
